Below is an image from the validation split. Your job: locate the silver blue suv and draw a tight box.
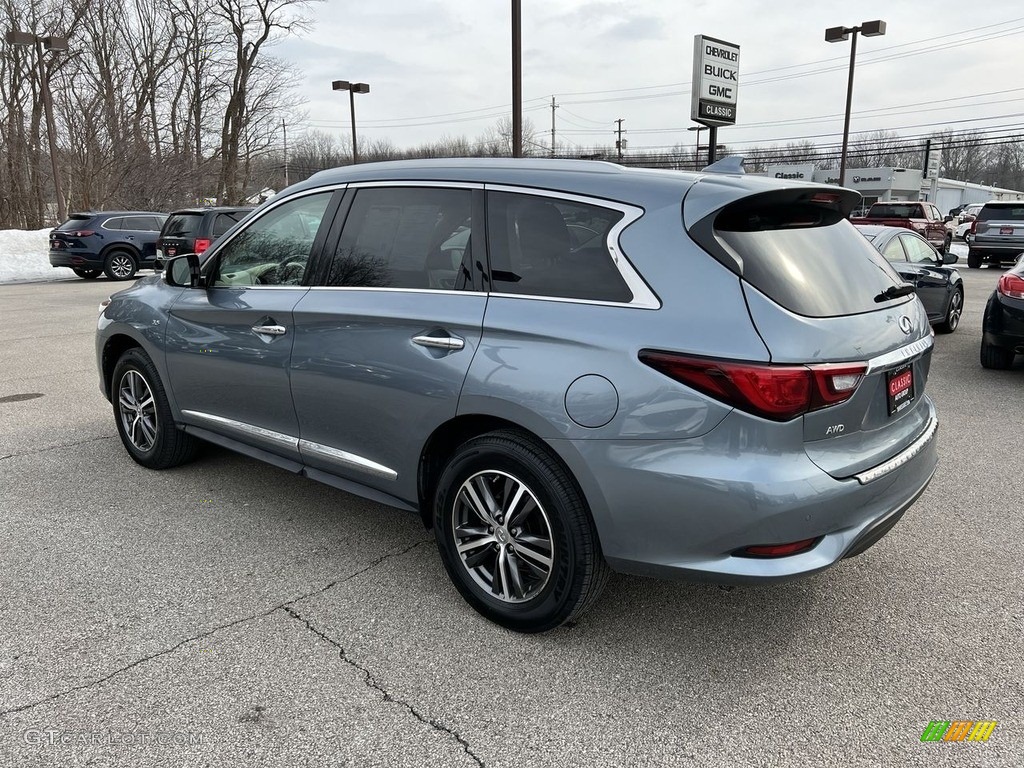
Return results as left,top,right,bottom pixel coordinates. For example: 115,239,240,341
97,159,939,632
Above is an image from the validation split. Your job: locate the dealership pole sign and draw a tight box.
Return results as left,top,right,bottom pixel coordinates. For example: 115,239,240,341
691,34,740,127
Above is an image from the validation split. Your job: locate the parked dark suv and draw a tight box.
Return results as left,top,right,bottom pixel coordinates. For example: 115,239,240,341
967,200,1024,268
154,207,253,270
49,211,167,280
97,159,938,632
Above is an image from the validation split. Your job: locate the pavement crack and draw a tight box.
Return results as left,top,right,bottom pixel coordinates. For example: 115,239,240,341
282,604,484,768
0,538,432,718
0,434,116,461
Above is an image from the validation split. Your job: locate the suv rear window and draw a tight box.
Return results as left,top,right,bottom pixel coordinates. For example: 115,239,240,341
977,205,1024,221
163,214,204,236
867,204,921,218
57,215,94,231
712,200,905,318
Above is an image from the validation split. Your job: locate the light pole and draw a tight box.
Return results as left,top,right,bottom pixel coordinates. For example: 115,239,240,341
332,80,370,164
687,125,707,170
7,30,69,223
511,0,522,158
825,20,886,187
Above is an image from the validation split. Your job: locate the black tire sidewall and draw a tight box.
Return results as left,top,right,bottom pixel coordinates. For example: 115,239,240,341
433,435,590,632
111,348,175,467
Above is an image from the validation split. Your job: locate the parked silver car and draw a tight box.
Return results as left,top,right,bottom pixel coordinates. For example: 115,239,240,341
97,159,939,632
968,200,1024,267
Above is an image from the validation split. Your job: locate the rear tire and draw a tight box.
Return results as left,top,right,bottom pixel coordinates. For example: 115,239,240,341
433,430,609,633
941,234,952,255
980,340,1014,370
935,287,962,334
104,249,138,280
72,267,101,279
112,348,199,468
967,250,982,269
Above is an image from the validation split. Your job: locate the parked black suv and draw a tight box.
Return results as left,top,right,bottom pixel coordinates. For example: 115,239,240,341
49,211,167,280
967,201,1024,268
155,207,253,269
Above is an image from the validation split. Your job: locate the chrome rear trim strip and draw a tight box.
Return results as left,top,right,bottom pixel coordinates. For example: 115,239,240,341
865,335,934,374
180,410,299,451
298,439,398,481
853,417,937,485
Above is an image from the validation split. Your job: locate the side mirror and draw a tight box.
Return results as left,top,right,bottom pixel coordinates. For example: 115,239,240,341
165,253,202,287
942,251,959,265
943,215,954,223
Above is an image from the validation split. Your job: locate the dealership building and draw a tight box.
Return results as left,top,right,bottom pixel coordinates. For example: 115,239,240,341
759,165,1024,212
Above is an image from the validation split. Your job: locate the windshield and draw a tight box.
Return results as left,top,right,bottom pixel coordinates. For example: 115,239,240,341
163,214,204,237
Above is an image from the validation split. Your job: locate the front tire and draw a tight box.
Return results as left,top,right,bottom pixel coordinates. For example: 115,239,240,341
112,348,199,468
72,267,101,279
935,287,963,334
104,249,138,280
433,430,609,633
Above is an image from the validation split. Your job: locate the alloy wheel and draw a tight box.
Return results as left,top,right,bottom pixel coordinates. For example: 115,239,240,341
451,470,554,603
946,291,962,331
117,370,158,452
110,254,134,279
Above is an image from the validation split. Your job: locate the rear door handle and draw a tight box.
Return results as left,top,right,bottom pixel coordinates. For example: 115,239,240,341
412,334,464,351
252,324,287,336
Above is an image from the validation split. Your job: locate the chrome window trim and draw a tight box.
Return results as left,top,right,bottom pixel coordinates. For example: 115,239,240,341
298,439,398,481
484,183,660,310
347,180,485,190
307,286,486,297
181,410,299,451
854,416,937,485
865,335,934,374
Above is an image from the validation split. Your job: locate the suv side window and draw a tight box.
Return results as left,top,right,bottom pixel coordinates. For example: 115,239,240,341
882,238,906,262
121,216,147,231
326,187,472,290
103,217,124,231
210,192,333,287
213,213,241,237
900,234,937,264
486,191,631,303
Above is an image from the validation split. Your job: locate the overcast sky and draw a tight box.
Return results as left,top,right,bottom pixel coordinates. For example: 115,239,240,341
274,0,1024,158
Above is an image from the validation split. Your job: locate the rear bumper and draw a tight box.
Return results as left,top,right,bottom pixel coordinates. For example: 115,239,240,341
49,250,102,268
556,398,939,584
970,240,1024,255
983,293,1024,350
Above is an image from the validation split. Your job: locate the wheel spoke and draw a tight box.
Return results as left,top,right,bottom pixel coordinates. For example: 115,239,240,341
457,533,495,554
459,484,493,526
139,417,157,446
119,392,135,410
138,395,155,412
506,550,526,599
503,482,530,528
512,535,552,569
493,547,510,599
473,474,500,519
463,544,495,570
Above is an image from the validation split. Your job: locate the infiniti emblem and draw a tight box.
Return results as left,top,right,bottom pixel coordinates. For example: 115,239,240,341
898,316,913,335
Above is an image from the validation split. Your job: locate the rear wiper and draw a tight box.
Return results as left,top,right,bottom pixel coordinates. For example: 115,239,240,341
874,283,917,303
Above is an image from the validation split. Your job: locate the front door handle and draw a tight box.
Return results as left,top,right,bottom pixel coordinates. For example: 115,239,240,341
252,324,287,336
412,334,464,351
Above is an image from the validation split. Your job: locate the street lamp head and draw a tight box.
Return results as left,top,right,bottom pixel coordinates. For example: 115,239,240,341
6,30,37,46
824,26,850,43
43,36,69,51
860,20,886,37
332,80,351,91
332,80,369,93
352,83,370,94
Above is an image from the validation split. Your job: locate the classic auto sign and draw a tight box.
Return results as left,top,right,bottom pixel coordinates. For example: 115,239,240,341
691,34,740,127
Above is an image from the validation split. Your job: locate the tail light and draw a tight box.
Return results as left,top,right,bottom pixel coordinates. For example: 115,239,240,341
66,230,95,237
997,273,1024,299
193,238,212,254
639,351,867,422
970,219,978,236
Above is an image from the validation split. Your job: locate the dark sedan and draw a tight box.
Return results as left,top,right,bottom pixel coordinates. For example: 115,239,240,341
856,225,964,333
981,260,1024,369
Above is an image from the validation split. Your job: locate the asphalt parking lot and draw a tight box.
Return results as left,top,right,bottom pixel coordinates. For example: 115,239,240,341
1,248,1021,767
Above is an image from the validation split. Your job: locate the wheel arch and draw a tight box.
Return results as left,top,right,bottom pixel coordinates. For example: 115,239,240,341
416,414,601,534
100,242,141,261
101,333,144,400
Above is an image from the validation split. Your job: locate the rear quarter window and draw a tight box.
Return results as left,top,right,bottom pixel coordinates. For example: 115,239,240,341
163,214,204,237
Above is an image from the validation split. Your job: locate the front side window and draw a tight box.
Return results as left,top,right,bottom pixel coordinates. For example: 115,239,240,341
486,191,631,303
326,187,473,290
210,192,333,287
900,234,937,264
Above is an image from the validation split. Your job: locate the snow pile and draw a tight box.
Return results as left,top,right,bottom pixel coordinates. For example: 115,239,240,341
0,228,73,284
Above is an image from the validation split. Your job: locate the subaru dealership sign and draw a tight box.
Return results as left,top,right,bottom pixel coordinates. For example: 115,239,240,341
691,35,740,127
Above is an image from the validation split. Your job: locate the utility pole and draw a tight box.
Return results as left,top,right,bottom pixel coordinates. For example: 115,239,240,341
282,119,289,187
550,96,558,158
615,118,626,162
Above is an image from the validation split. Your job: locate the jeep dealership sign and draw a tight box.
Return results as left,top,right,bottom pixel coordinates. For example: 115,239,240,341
691,35,740,127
